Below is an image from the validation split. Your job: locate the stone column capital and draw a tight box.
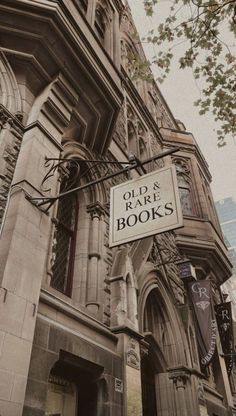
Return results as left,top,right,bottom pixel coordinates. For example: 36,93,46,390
87,201,105,219
168,365,190,389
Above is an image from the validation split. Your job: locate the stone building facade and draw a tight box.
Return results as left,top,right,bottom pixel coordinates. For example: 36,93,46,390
0,1,235,415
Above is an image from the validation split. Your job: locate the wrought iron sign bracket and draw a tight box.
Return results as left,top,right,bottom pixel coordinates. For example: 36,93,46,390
27,148,180,213
220,353,236,357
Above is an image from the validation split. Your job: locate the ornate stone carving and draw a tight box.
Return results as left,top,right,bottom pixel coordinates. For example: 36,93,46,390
126,337,140,369
140,342,149,358
149,133,164,169
103,213,112,326
87,201,105,220
120,7,136,37
197,382,206,404
0,50,23,115
0,106,23,227
168,366,190,389
172,156,196,216
113,103,127,150
148,83,177,130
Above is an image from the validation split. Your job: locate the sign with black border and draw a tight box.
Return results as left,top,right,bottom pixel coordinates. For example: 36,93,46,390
109,165,183,247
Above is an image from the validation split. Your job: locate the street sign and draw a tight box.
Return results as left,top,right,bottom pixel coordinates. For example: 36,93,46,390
109,165,183,247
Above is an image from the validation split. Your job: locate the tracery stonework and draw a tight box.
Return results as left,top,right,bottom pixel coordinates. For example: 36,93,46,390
149,233,185,304
103,214,112,326
120,9,135,34
148,83,177,130
172,156,197,216
126,337,140,370
113,103,127,150
149,133,164,169
0,106,23,227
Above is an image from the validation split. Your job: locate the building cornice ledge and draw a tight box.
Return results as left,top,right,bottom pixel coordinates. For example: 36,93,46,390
39,288,118,343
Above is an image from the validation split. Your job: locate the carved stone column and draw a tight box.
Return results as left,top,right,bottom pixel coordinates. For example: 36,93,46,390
86,202,105,315
0,108,23,229
168,366,191,416
126,337,142,416
114,330,143,416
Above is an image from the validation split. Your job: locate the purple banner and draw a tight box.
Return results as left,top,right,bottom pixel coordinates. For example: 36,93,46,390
215,302,234,375
188,281,217,367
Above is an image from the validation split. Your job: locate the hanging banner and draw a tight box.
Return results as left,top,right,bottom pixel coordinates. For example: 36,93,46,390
215,302,234,375
109,165,183,247
188,281,217,367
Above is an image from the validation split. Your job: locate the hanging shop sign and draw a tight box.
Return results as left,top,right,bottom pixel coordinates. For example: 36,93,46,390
109,165,183,247
178,260,196,280
188,281,217,367
215,302,234,375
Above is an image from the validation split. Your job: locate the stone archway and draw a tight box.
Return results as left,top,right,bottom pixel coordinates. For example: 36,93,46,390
138,268,189,416
141,289,174,416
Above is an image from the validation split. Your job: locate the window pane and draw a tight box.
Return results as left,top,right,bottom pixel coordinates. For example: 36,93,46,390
51,224,73,293
51,191,78,296
180,188,194,216
94,8,106,43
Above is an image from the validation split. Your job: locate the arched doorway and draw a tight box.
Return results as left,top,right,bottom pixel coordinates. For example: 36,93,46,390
140,288,177,416
141,346,158,416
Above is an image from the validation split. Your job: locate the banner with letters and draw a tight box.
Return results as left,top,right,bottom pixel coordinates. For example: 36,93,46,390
215,302,234,375
188,281,217,367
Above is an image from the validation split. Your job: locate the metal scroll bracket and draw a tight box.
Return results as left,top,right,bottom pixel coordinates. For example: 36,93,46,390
26,148,180,213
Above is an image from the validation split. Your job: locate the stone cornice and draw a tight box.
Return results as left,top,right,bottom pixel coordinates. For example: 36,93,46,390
111,325,144,340
0,0,123,101
39,288,119,344
0,0,124,154
24,121,63,151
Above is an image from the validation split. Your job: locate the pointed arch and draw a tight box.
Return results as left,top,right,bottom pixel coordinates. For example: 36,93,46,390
47,141,108,306
138,265,188,367
62,140,107,205
0,50,22,115
139,266,190,416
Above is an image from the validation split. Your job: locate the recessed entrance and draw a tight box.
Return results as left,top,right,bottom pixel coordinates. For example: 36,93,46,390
45,352,103,416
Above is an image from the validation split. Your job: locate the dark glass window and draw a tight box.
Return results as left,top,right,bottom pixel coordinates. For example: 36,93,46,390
139,137,148,161
50,170,78,297
175,160,195,216
94,7,106,43
74,0,88,14
127,121,138,156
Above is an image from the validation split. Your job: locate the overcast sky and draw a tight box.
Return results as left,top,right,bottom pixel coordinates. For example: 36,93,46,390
128,1,236,202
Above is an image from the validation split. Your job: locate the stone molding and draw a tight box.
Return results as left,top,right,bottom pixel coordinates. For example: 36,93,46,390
87,201,106,220
0,105,24,227
126,337,140,369
111,325,143,340
168,365,191,390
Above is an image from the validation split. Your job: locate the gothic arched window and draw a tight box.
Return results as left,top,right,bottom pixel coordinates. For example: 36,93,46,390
139,137,147,161
137,122,148,162
74,0,88,14
127,120,138,156
174,158,196,216
94,6,106,44
50,166,79,296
